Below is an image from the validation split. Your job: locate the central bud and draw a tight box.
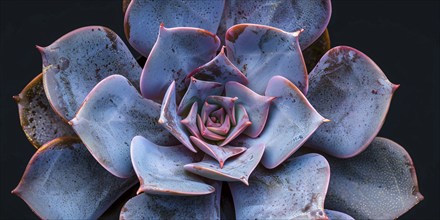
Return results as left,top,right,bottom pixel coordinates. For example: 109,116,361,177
181,96,251,146
159,47,274,168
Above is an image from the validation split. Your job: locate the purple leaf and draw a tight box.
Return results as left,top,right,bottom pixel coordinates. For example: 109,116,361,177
131,136,215,196
70,75,177,178
225,81,275,138
41,26,141,121
177,77,223,116
120,181,222,219
188,46,248,85
12,137,137,219
140,25,220,103
234,75,327,169
219,104,251,147
225,24,308,95
181,102,202,139
219,0,331,50
14,73,77,148
306,46,399,158
159,81,197,152
229,153,330,219
324,137,423,219
190,136,246,168
124,0,224,56
184,143,264,185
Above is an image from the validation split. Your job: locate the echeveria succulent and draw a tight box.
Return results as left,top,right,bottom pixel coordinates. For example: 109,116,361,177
13,0,423,219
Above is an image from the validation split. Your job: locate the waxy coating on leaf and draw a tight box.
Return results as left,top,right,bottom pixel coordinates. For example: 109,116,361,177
219,104,252,147
229,153,330,219
306,46,399,158
160,81,197,152
41,26,142,121
124,0,224,56
177,77,223,116
70,75,178,178
239,75,327,169
14,73,77,149
225,24,308,95
12,137,137,220
120,181,222,220
131,136,215,196
187,46,248,86
324,137,423,219
225,81,275,138
219,0,332,49
184,143,265,185
140,25,220,103
190,136,246,168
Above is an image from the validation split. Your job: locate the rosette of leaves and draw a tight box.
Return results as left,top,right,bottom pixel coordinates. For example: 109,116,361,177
13,0,423,219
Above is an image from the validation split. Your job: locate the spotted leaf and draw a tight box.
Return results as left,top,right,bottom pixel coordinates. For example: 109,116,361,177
14,73,77,149
12,137,137,219
41,26,141,121
306,46,399,158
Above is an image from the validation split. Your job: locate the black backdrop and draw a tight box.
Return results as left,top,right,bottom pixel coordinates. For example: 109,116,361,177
1,1,438,219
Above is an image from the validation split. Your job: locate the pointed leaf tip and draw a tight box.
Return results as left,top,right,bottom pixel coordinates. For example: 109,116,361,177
15,73,77,149
131,136,214,196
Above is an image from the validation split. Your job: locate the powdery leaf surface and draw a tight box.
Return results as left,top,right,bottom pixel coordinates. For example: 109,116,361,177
12,137,137,219
124,0,224,56
324,137,423,219
229,153,330,219
131,135,215,196
306,46,398,158
41,26,141,121
70,75,177,178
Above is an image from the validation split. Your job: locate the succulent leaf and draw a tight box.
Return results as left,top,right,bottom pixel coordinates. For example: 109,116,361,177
229,153,330,219
124,0,224,57
131,136,215,196
181,102,202,139
184,143,264,185
190,136,246,168
187,47,248,85
12,137,137,219
325,210,354,220
70,75,177,178
41,26,141,121
178,77,223,115
14,73,77,149
225,81,274,138
235,75,327,169
219,104,251,146
324,137,423,219
140,25,220,103
306,46,398,158
218,0,332,49
225,24,308,95
160,81,197,152
120,181,222,219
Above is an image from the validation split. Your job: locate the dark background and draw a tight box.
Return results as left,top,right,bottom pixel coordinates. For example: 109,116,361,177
1,0,438,219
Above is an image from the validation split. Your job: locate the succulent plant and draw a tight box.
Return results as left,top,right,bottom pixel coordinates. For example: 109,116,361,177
12,0,423,219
